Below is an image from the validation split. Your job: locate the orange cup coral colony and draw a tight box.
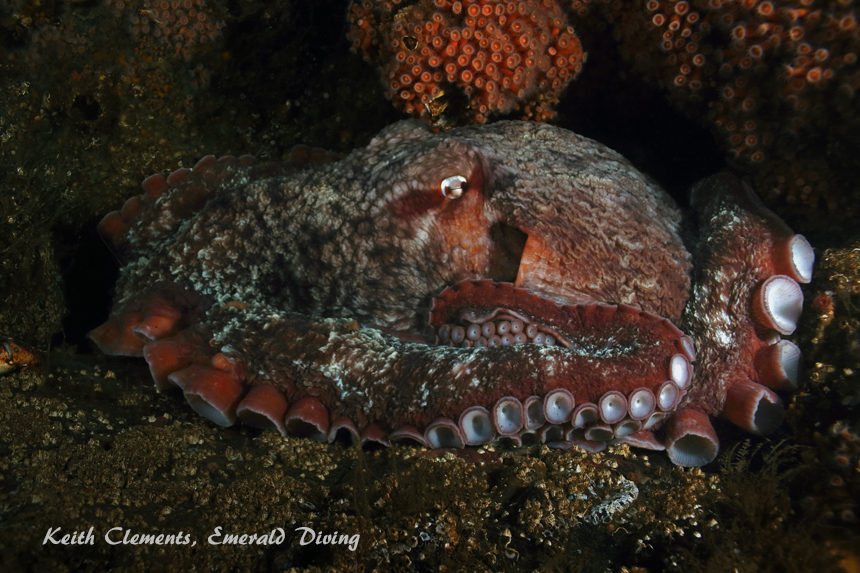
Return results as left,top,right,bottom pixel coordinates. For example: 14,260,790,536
347,0,586,124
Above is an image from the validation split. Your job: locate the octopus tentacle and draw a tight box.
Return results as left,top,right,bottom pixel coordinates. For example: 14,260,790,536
360,424,390,447
91,274,694,453
459,406,496,444
616,429,666,451
284,397,330,440
88,283,206,357
168,364,244,427
388,426,429,447
671,172,814,466
665,408,720,467
97,147,336,254
98,157,254,251
142,329,210,390
327,416,360,443
723,379,784,435
753,340,802,392
752,276,804,335
236,384,289,434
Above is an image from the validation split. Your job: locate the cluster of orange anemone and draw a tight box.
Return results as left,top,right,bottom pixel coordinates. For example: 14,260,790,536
119,0,224,60
602,0,860,209
348,0,586,124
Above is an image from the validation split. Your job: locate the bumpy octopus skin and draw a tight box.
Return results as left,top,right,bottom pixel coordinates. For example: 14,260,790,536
90,120,814,466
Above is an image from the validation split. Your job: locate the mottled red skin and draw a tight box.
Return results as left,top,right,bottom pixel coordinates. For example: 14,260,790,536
427,280,688,407
681,174,790,414
90,121,810,465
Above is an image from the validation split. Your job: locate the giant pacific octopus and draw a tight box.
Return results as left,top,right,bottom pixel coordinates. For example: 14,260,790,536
90,120,814,467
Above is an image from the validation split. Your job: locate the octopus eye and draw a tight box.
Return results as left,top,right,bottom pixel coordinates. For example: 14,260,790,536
441,175,468,199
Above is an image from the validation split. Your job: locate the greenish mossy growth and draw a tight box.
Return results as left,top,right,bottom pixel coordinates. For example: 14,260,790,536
647,440,844,573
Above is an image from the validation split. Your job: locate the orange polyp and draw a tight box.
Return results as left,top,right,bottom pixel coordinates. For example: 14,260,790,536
346,0,583,123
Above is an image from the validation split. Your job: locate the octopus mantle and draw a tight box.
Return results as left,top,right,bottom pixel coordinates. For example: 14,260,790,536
91,120,814,467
